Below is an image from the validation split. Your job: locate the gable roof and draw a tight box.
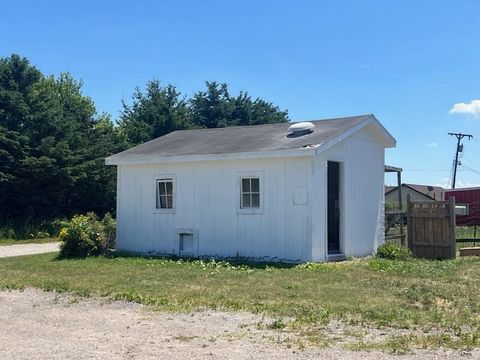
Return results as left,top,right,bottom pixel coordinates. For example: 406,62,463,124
407,184,445,201
106,114,395,165
385,185,396,193
385,183,445,201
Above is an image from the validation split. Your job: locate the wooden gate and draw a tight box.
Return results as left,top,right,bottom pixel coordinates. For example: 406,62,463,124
406,195,456,259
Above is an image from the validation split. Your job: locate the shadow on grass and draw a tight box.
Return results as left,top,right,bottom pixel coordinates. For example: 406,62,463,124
52,248,299,269
104,250,299,269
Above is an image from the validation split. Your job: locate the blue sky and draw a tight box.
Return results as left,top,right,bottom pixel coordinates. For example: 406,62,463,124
1,0,480,188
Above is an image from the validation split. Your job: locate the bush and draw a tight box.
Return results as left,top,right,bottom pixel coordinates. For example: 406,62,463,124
0,218,65,240
101,213,116,250
376,243,411,260
58,213,116,258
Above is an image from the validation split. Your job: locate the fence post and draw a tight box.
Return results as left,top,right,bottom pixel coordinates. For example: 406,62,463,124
449,196,456,258
396,171,405,246
406,194,412,249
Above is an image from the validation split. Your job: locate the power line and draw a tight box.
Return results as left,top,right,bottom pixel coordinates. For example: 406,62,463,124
448,132,474,189
461,164,480,176
463,144,480,158
461,157,480,171
447,159,454,189
402,169,450,172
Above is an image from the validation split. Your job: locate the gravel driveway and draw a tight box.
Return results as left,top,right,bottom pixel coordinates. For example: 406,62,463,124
0,242,59,258
0,289,477,360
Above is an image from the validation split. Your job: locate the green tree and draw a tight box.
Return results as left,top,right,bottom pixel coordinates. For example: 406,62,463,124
190,81,234,128
0,55,126,223
230,91,289,126
250,98,289,125
119,80,192,145
0,54,290,232
0,55,44,219
190,81,288,128
70,113,127,215
122,80,289,143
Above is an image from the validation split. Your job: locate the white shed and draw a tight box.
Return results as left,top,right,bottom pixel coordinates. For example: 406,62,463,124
106,114,395,262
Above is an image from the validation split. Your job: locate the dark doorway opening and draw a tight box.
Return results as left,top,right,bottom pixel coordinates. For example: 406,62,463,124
328,161,341,254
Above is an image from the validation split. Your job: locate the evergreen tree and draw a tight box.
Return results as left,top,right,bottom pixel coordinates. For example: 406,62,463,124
190,81,288,128
0,54,289,229
0,55,126,221
119,80,192,145
190,81,234,128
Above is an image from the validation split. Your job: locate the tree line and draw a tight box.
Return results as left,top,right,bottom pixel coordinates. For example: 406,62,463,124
0,54,289,225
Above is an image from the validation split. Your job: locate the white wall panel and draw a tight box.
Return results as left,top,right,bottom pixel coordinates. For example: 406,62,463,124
316,125,385,258
115,123,387,262
116,157,312,262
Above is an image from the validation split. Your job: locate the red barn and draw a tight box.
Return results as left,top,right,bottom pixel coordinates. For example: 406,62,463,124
445,187,480,226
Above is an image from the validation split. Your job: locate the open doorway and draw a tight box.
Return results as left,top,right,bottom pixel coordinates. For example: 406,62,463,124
327,161,341,254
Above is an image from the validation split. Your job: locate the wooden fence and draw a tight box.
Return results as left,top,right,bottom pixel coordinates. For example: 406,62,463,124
385,209,407,246
406,195,456,259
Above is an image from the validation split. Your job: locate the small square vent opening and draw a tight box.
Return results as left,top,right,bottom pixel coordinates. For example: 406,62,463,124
179,233,194,256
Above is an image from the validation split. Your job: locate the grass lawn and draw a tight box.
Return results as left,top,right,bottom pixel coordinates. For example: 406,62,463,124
0,237,58,246
0,253,479,353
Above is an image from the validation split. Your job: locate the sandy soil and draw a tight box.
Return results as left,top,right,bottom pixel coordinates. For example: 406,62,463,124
0,242,59,258
0,289,477,360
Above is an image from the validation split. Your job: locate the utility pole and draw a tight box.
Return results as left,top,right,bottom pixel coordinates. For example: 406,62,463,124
448,132,473,189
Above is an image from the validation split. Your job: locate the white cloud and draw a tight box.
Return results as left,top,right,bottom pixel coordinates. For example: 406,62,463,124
434,178,450,188
455,180,480,188
434,178,480,189
426,142,438,147
449,99,480,118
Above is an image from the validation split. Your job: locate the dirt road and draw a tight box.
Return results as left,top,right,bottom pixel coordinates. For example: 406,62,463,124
0,289,476,360
0,242,59,258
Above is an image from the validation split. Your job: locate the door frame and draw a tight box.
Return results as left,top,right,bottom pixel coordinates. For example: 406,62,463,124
325,159,345,256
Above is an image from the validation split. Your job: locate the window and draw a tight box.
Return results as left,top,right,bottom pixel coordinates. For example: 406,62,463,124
237,172,264,215
156,179,174,209
456,204,469,216
241,177,260,208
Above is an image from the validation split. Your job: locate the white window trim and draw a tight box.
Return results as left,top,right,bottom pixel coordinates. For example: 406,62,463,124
237,171,264,215
153,174,176,213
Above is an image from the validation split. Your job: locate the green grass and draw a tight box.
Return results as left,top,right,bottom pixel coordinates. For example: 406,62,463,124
456,226,479,239
456,226,480,249
0,253,479,352
0,237,58,246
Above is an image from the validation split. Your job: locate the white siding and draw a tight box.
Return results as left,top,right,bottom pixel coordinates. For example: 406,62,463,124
311,125,385,260
116,157,312,262
115,123,387,262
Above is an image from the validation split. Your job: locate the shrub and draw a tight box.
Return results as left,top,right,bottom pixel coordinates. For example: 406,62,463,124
101,213,116,250
58,213,116,258
376,243,411,260
0,218,65,240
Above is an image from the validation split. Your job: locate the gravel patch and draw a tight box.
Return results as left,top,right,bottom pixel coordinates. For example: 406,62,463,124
0,242,59,258
0,289,477,360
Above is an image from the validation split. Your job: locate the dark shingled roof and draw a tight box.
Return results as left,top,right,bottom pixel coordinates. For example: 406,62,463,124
111,114,372,158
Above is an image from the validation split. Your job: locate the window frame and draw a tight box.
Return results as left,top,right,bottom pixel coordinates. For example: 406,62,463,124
456,203,470,216
154,175,176,213
237,172,264,215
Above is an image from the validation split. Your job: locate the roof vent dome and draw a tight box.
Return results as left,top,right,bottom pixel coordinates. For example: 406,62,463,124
288,122,315,134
